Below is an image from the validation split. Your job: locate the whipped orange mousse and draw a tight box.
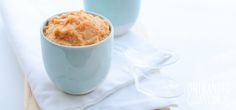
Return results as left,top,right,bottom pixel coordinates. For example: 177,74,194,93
43,10,110,46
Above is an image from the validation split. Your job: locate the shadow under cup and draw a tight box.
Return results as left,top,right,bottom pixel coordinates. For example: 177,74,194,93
40,12,114,95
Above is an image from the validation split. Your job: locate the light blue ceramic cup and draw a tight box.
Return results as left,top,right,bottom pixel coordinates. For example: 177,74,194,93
40,11,113,95
84,0,141,36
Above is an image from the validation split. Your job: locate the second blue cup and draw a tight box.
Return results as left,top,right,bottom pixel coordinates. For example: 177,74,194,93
84,0,141,36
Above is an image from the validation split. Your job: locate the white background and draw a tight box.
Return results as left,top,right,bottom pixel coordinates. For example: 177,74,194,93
0,15,23,109
1,0,236,109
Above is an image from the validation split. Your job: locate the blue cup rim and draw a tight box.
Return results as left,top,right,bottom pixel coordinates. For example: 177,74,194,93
40,11,114,49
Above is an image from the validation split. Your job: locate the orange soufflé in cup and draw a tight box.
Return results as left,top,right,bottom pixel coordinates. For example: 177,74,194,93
43,10,110,46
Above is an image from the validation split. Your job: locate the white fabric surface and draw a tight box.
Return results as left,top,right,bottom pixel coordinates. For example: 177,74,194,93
0,0,177,109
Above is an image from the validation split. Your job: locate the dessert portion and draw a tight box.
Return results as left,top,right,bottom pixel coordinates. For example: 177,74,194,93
43,10,110,46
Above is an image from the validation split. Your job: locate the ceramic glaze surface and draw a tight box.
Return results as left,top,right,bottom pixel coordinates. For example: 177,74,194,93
40,12,113,94
84,0,140,36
